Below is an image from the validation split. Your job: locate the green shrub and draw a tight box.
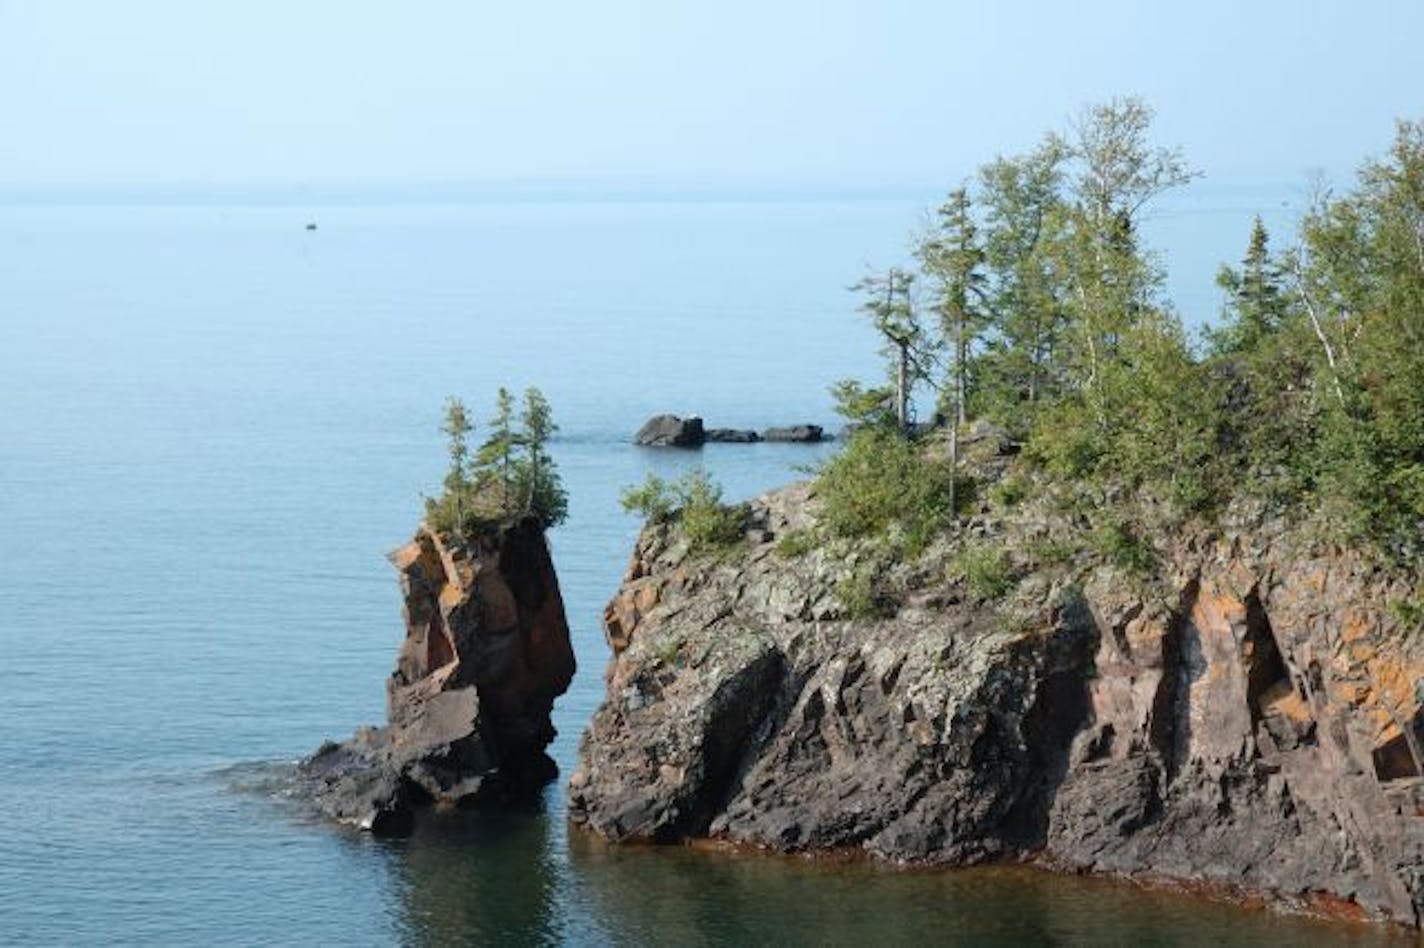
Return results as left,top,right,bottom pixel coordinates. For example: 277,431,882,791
1022,534,1075,569
620,474,675,521
1388,592,1424,632
989,475,1028,509
829,378,897,428
775,529,816,558
621,469,746,554
816,427,957,555
951,542,1015,600
1092,520,1156,574
834,565,895,620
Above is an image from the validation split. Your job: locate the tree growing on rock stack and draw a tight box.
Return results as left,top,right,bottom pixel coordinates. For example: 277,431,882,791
517,387,568,528
425,387,568,535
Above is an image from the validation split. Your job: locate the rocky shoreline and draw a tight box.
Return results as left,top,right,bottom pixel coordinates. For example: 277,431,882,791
567,443,1424,929
285,430,1424,931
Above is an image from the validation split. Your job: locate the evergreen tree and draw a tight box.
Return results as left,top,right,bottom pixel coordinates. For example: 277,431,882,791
916,186,986,429
518,387,568,527
849,267,932,430
477,386,518,507
1212,217,1288,355
437,396,475,526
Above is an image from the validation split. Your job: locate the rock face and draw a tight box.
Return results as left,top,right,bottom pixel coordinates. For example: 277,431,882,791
299,517,575,834
570,479,1424,928
762,424,824,443
636,415,706,447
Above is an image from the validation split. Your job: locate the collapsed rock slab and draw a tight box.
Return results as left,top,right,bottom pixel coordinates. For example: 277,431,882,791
636,415,706,447
297,517,575,834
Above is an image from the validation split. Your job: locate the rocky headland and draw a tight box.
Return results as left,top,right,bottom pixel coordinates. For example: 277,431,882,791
569,428,1424,928
297,517,575,835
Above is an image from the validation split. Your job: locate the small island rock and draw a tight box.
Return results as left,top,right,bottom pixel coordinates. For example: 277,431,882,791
636,414,706,447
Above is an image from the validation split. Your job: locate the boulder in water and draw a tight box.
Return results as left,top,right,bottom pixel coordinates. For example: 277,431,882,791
636,414,705,447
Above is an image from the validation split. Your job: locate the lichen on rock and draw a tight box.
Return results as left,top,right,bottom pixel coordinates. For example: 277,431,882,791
569,456,1424,928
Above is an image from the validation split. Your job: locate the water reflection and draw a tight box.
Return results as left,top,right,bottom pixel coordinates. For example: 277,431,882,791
328,796,1414,947
561,832,1409,948
390,804,563,946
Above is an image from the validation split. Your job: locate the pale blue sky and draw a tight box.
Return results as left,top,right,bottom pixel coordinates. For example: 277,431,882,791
1,0,1420,192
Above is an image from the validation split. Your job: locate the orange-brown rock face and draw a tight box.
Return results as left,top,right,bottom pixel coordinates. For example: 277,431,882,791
1049,545,1424,926
300,517,574,835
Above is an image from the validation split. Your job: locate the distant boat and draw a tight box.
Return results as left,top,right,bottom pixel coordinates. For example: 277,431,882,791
305,222,318,231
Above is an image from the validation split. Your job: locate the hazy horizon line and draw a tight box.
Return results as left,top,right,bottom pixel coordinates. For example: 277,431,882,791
0,173,1312,210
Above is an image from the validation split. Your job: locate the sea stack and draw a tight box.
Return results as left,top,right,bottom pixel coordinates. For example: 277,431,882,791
299,517,575,835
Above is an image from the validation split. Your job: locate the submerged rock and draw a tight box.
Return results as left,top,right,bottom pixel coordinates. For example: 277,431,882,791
636,415,705,447
762,424,824,443
298,517,575,834
705,428,761,443
570,475,1424,929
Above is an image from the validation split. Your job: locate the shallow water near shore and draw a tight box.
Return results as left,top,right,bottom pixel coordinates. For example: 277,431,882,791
0,194,1403,945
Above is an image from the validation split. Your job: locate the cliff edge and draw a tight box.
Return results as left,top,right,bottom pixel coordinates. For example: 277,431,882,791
300,517,575,834
569,443,1424,927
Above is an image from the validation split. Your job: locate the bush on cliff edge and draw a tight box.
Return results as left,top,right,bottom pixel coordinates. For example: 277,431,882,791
621,469,747,554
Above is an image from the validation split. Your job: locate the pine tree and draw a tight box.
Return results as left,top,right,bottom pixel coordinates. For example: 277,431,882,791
917,186,986,429
518,387,568,527
438,396,475,527
849,267,931,430
1213,217,1288,355
477,386,518,509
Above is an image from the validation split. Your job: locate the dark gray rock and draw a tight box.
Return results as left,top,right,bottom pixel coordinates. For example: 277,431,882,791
636,414,705,447
570,476,1424,930
762,424,824,443
705,428,761,443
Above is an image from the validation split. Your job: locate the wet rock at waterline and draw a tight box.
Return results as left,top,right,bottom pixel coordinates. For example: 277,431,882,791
705,428,762,443
570,463,1424,929
761,424,824,443
297,518,575,835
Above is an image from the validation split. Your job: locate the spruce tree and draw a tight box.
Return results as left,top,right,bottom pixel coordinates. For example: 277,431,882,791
478,386,518,509
849,267,931,430
917,186,986,429
518,387,568,527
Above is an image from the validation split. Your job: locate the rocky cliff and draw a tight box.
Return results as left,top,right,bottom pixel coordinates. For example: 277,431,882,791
300,517,575,835
569,445,1424,927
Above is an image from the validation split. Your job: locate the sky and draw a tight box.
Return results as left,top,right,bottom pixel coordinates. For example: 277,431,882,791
0,0,1421,194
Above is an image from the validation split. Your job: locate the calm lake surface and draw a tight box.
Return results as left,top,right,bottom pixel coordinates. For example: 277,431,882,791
0,193,1404,945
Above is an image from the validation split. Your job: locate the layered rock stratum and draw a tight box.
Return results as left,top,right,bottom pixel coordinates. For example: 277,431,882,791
570,436,1424,928
299,517,575,834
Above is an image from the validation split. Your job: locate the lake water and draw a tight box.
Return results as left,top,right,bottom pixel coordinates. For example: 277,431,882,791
0,194,1405,945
